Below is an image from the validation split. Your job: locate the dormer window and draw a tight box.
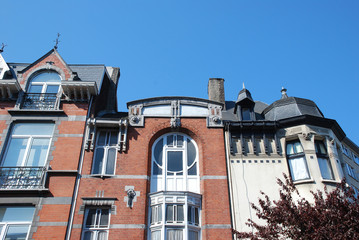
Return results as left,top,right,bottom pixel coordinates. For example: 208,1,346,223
21,71,61,110
241,107,251,121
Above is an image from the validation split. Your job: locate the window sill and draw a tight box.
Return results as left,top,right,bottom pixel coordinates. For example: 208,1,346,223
8,109,65,116
321,179,340,184
90,174,115,179
292,179,315,185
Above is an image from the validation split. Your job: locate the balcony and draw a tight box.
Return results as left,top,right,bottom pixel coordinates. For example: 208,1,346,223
0,167,47,190
20,93,60,110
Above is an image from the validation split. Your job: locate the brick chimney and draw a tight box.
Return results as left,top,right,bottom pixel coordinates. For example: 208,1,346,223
208,78,225,109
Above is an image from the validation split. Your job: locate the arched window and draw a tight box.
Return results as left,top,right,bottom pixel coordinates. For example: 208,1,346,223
27,71,61,94
151,133,199,193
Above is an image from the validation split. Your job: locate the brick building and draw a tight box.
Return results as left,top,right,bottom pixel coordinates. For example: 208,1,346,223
0,49,358,240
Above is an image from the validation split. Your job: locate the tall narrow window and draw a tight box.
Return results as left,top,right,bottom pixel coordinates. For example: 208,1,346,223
286,140,310,181
0,123,54,189
151,133,199,193
241,108,251,121
0,206,35,240
92,130,118,176
315,140,334,180
82,207,110,240
345,163,357,180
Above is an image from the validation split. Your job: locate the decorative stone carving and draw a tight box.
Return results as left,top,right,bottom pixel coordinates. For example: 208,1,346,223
170,101,181,128
302,132,312,140
207,104,223,127
128,104,144,127
124,186,140,208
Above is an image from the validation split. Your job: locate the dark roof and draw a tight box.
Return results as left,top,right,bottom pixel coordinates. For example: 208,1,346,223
223,100,269,121
263,97,324,121
236,88,254,104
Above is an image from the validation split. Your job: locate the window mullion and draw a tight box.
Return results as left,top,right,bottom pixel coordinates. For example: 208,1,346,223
22,137,33,167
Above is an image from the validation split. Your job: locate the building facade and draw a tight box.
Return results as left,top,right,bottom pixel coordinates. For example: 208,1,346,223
0,50,358,240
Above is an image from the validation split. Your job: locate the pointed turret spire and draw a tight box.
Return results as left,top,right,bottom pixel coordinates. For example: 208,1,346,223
281,87,288,99
54,33,61,49
242,82,245,89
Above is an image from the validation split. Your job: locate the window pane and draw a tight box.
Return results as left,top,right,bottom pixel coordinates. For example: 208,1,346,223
241,108,251,120
98,231,108,240
151,206,155,224
188,206,192,223
294,142,303,153
177,205,184,221
166,205,173,222
28,84,43,93
85,209,97,227
154,139,163,165
105,148,116,175
153,163,162,175
177,135,183,147
189,231,199,240
83,231,93,240
30,72,61,83
167,152,183,172
12,123,54,136
97,132,107,146
99,209,109,227
158,205,162,223
194,207,199,225
188,163,197,175
2,138,27,166
187,140,196,166
167,229,183,240
167,135,174,147
318,158,334,180
26,138,50,166
0,207,34,222
151,230,161,240
4,225,29,240
288,157,309,181
286,143,294,155
92,148,104,174
109,131,118,146
45,85,59,94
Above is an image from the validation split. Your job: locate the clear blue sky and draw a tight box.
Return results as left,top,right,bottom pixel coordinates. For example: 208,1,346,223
2,1,359,144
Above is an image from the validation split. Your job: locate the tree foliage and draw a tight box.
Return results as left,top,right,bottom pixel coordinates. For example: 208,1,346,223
233,175,359,240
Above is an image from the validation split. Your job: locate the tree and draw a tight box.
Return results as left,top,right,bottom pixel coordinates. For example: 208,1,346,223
233,174,359,240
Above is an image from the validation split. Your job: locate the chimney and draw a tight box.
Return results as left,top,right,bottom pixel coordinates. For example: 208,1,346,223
208,78,225,108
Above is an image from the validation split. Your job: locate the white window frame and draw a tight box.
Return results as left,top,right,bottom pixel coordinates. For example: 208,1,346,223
0,206,35,240
151,133,199,193
315,140,334,180
148,192,201,240
1,123,54,167
286,140,310,181
81,207,110,240
91,130,118,176
345,163,357,180
27,71,61,94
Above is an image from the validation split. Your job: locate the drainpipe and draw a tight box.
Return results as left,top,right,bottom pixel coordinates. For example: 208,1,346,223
65,96,93,240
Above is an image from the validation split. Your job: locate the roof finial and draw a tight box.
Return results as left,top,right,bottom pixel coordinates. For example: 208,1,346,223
281,87,288,99
54,33,61,49
0,43,7,53
243,82,246,89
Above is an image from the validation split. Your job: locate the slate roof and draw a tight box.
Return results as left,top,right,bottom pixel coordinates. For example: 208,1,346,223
6,63,107,91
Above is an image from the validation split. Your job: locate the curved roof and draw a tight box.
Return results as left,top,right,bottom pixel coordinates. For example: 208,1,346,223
263,97,324,121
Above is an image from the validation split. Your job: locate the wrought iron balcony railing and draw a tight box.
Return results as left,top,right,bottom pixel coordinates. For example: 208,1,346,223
20,93,60,110
0,167,47,190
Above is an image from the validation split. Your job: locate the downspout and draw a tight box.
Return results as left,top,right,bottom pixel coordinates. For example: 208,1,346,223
224,124,236,239
65,96,94,240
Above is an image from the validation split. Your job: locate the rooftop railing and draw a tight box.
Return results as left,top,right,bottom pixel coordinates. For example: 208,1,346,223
0,167,47,190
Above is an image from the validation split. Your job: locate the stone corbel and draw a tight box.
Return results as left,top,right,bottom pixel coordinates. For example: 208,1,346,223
302,132,313,141
207,104,223,127
129,104,144,127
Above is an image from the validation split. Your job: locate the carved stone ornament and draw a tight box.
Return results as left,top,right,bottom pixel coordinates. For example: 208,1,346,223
302,132,312,140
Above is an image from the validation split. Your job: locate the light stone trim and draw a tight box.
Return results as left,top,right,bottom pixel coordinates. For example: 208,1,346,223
37,222,68,227
81,175,149,180
41,197,72,205
110,224,146,229
202,224,231,229
201,176,227,180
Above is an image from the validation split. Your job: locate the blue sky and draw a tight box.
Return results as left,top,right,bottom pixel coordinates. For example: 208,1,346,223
1,1,359,144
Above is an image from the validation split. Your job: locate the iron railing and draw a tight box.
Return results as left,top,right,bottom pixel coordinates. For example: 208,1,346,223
21,93,59,110
0,167,47,190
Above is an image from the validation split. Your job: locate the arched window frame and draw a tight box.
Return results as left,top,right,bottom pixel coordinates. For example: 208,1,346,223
150,133,200,193
26,70,62,94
